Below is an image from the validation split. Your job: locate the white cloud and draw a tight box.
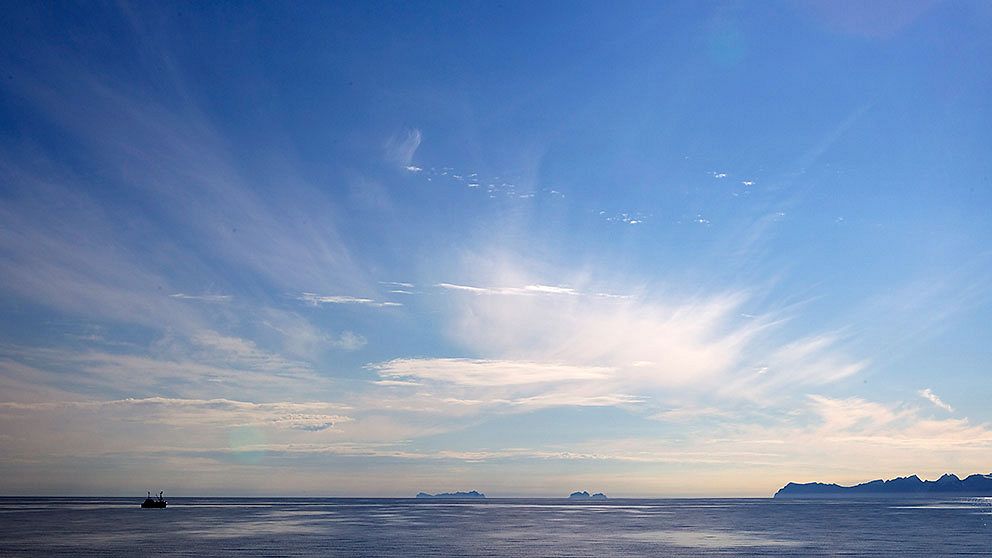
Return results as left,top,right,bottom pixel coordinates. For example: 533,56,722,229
605,212,648,225
363,356,646,415
794,395,992,464
407,260,875,420
259,309,366,358
0,174,204,332
435,282,490,293
372,379,421,387
806,394,906,432
385,129,422,168
0,397,353,464
372,358,613,387
358,286,784,416
651,406,733,422
721,334,869,400
68,387,979,482
442,285,760,389
297,292,402,307
0,57,379,337
510,392,643,408
436,282,607,297
918,388,953,412
207,443,779,467
330,331,367,351
190,331,315,375
612,394,992,491
0,333,324,403
519,284,578,295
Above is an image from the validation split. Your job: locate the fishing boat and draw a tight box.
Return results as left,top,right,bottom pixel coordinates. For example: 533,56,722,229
141,491,167,508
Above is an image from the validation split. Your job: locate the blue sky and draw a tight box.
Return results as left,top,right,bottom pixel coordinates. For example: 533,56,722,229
1,1,990,496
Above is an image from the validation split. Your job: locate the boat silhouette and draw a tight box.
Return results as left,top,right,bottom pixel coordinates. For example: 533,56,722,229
141,491,167,508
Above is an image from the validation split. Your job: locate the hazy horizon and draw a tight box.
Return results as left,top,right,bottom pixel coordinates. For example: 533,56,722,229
5,469,991,499
1,1,990,498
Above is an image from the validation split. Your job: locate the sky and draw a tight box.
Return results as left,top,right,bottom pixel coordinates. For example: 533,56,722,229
0,1,990,497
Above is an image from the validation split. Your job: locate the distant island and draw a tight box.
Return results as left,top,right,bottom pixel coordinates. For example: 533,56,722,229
568,491,608,500
415,490,486,499
774,473,992,498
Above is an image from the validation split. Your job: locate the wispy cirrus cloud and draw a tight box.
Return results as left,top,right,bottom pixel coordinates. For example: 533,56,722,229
436,282,577,295
2,41,376,317
796,394,992,474
0,396,353,474
650,406,734,422
439,279,760,389
297,293,402,308
361,356,642,416
0,331,325,402
3,390,987,497
329,331,367,351
163,442,781,468
373,358,614,387
0,1,985,499
0,397,351,431
385,128,422,168
436,282,625,298
189,331,316,375
720,394,992,465
0,162,205,333
372,255,875,423
372,379,422,387
509,391,644,408
259,309,368,357
918,388,953,412
720,333,869,401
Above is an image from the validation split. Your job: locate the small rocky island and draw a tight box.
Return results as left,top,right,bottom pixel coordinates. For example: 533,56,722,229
415,490,486,499
774,473,992,498
568,491,608,500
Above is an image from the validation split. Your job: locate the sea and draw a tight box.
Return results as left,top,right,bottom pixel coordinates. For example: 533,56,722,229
0,497,990,557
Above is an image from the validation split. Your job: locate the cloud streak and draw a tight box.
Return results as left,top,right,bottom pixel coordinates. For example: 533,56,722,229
918,388,953,412
373,358,614,387
436,282,625,298
297,293,402,308
0,331,326,402
0,397,351,430
385,129,422,168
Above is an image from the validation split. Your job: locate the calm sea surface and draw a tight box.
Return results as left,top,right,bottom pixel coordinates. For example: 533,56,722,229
0,497,989,556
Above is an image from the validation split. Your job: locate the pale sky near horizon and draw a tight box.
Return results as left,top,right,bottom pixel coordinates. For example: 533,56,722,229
1,1,990,497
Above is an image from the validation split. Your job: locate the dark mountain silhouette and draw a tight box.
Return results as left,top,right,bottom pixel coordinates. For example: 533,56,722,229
568,491,608,500
415,490,486,499
774,473,992,498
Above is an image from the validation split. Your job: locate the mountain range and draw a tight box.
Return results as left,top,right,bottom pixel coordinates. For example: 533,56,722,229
774,473,992,498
